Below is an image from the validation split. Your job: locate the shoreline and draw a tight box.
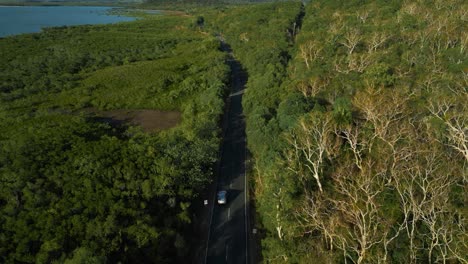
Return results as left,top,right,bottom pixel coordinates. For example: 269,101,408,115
0,2,135,7
0,5,138,38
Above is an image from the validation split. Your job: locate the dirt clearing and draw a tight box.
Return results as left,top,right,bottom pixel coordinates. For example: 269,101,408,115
84,109,181,133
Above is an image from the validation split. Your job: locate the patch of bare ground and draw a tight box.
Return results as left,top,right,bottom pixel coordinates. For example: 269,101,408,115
83,108,181,133
162,10,190,17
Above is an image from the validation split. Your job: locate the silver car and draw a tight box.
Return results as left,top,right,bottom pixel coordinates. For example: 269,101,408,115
217,190,227,204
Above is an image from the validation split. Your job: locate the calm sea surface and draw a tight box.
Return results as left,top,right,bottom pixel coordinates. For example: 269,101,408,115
0,6,136,37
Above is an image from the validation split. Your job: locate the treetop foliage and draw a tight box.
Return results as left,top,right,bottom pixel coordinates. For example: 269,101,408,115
0,11,229,263
202,0,467,263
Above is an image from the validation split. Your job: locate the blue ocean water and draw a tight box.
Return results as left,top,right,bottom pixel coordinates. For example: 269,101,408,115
0,6,136,37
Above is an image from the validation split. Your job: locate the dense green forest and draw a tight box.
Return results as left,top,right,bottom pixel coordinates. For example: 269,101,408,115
200,0,467,263
279,1,467,262
0,13,229,263
1,1,467,263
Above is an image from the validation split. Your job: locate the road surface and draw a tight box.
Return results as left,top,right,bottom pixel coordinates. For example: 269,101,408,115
205,40,249,264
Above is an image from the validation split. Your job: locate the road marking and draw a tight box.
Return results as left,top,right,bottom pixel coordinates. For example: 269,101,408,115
204,193,215,264
229,90,244,97
228,207,231,220
226,244,229,262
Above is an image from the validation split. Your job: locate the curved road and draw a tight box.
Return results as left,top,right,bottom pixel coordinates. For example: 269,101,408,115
205,40,249,264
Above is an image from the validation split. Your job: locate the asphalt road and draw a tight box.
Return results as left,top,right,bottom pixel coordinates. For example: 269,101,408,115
205,41,249,264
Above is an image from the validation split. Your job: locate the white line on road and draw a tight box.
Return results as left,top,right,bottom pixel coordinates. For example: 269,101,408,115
225,244,229,262
229,89,245,97
204,182,218,263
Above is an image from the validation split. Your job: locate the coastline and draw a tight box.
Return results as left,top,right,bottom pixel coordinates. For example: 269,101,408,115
0,5,137,38
0,2,136,7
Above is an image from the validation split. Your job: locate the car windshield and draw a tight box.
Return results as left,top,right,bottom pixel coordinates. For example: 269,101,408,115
218,191,226,199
